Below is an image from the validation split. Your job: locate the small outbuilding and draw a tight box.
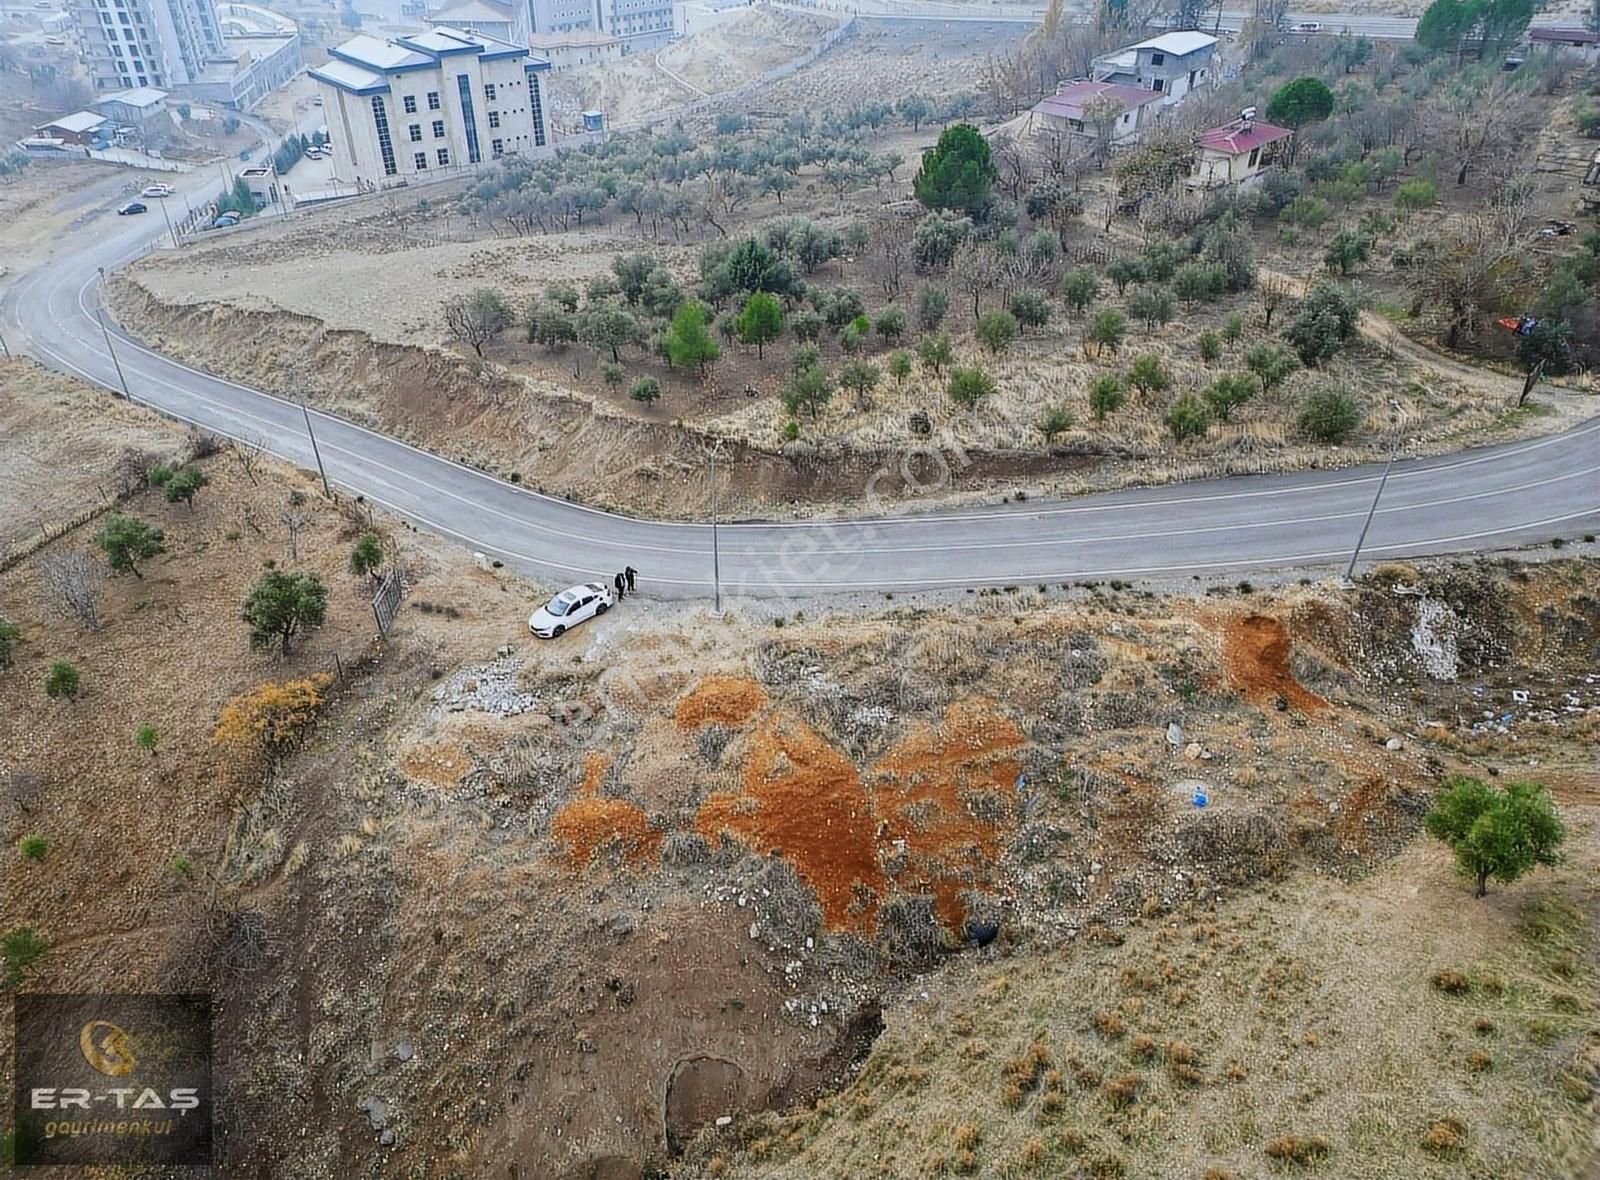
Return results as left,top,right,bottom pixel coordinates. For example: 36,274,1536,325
96,87,171,127
1188,116,1291,190
31,110,108,146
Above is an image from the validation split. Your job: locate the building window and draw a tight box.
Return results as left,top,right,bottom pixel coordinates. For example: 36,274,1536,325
427,91,440,110
371,95,397,176
455,74,480,163
491,137,503,157
403,94,417,113
487,110,500,129
527,72,544,147
1150,51,1165,65
432,119,445,138
408,123,421,142
436,147,450,166
484,82,496,101
1247,147,1260,168
414,151,427,169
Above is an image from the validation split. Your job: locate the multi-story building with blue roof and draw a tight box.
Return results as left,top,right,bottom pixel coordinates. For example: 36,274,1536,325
311,26,552,190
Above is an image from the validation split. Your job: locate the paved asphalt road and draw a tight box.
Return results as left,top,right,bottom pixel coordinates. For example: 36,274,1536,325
5,111,1599,602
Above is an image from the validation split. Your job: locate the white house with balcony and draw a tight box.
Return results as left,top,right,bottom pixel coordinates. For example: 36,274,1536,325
1092,30,1217,109
311,27,551,190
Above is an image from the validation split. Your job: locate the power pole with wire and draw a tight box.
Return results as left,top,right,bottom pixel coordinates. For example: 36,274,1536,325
94,266,132,399
295,374,333,498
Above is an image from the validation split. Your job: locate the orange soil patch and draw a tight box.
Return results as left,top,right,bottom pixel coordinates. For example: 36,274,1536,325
1222,614,1326,712
578,750,609,796
674,675,769,731
549,751,660,867
694,698,1026,934
697,712,884,930
397,740,474,788
551,798,661,866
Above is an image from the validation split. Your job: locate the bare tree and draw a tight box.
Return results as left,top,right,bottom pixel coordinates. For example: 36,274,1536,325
1259,273,1293,331
229,435,267,485
281,507,309,562
39,549,103,631
1406,192,1534,350
112,448,159,496
952,240,1003,319
1437,76,1529,188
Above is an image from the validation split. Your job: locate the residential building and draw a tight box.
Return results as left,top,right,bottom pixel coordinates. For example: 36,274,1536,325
72,0,299,108
1528,26,1600,64
310,27,552,190
72,0,226,92
523,0,671,45
95,84,170,126
32,110,110,145
527,27,628,68
428,0,525,45
1187,115,1290,190
1028,79,1164,145
187,4,303,109
1092,30,1217,108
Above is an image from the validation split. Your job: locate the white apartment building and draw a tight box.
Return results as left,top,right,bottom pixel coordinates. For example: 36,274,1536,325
311,27,552,190
525,0,671,42
73,0,226,92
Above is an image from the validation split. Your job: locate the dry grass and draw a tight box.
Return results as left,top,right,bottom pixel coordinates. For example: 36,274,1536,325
686,828,1598,1179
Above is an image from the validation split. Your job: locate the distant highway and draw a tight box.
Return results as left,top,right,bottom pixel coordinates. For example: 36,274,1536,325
848,0,1582,39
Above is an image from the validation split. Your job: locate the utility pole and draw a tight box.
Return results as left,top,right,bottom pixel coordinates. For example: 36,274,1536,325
709,442,723,616
299,386,332,499
95,266,131,399
1343,399,1403,585
0,327,10,358
159,196,178,248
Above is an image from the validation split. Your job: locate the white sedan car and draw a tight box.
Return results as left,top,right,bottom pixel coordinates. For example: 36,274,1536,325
528,581,615,638
141,183,173,198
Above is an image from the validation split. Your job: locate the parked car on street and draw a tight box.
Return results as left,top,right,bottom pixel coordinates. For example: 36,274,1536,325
117,201,147,215
211,211,241,228
1290,20,1323,32
528,581,615,638
141,182,173,198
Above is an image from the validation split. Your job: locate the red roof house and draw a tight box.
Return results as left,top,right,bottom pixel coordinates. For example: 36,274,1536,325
1188,118,1292,189
1029,80,1166,144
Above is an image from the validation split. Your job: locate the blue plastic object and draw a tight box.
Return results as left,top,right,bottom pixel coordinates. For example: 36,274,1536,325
1192,791,1208,808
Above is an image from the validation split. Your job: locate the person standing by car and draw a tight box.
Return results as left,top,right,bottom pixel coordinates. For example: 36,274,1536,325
614,571,626,600
624,566,637,593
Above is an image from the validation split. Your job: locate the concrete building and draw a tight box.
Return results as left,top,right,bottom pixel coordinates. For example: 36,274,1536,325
1528,26,1600,64
71,0,299,108
428,0,524,44
1092,30,1217,109
522,0,671,43
187,4,302,109
311,26,552,189
72,0,226,92
95,84,169,125
32,110,109,145
1187,115,1290,190
1028,79,1164,145
527,26,627,68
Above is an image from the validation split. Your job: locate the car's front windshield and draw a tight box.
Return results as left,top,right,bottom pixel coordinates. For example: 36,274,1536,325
545,595,575,617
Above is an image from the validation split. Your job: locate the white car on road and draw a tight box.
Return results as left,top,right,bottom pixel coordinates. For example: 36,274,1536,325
141,183,173,198
528,581,615,637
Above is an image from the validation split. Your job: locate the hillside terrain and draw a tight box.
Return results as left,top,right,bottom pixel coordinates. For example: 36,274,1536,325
1,359,1596,1177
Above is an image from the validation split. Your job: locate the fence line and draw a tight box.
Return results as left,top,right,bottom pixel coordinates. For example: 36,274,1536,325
0,493,127,576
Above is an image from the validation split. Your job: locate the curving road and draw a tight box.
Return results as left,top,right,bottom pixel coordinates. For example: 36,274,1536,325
4,163,1598,600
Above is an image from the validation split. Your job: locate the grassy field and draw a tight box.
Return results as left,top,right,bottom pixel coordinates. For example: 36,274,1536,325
678,831,1598,1179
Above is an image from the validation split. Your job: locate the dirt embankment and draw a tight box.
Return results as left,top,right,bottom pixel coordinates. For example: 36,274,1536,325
105,276,1084,520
